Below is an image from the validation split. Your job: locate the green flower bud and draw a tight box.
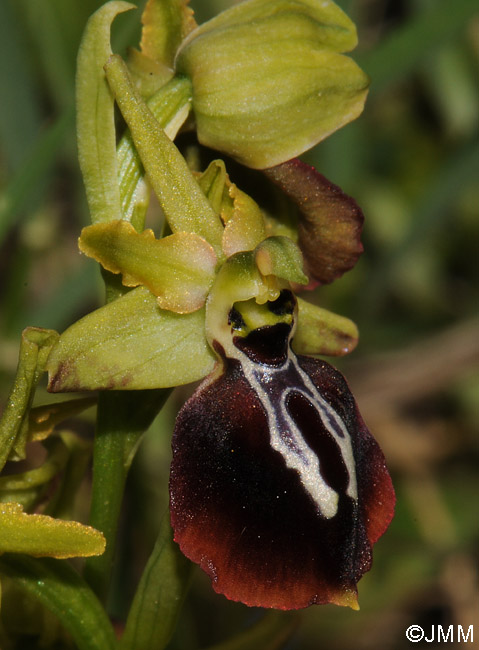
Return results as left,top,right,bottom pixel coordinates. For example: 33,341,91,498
175,0,369,168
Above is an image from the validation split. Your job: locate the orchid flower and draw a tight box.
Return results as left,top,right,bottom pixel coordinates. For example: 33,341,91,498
42,0,395,612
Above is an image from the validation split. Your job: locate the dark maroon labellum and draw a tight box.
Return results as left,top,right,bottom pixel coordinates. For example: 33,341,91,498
170,307,394,610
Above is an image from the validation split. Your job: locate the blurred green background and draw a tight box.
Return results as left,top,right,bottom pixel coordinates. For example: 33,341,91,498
0,0,478,648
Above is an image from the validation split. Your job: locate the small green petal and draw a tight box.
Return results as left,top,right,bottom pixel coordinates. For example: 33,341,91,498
47,287,215,392
0,503,105,559
255,236,308,286
198,160,267,256
176,0,369,168
222,181,266,258
197,159,227,214
104,54,224,256
76,1,135,224
140,0,196,68
79,221,217,313
293,297,358,357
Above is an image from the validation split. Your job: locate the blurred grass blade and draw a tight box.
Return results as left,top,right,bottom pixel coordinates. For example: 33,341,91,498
359,0,479,93
0,555,116,650
365,138,479,309
0,109,73,246
15,0,75,112
0,0,41,171
119,514,192,650
24,261,98,333
45,432,92,520
204,612,299,650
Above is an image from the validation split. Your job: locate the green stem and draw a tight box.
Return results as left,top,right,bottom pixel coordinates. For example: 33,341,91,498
84,389,170,601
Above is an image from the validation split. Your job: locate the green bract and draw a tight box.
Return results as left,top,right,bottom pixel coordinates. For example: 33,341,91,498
0,503,105,559
175,0,369,168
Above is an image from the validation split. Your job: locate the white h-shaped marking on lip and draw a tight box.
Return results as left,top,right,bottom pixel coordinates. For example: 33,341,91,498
236,348,358,519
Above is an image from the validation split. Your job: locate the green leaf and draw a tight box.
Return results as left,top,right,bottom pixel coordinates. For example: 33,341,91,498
140,0,196,68
176,0,368,168
76,1,135,224
0,555,116,650
119,514,192,650
0,503,105,558
0,109,73,247
293,297,358,357
104,54,224,256
47,286,215,392
79,221,217,313
0,328,59,469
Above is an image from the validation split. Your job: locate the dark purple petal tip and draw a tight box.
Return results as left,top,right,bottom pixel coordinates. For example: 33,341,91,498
264,159,364,285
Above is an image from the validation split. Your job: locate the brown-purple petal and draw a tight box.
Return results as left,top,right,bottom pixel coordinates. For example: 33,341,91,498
264,159,364,285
